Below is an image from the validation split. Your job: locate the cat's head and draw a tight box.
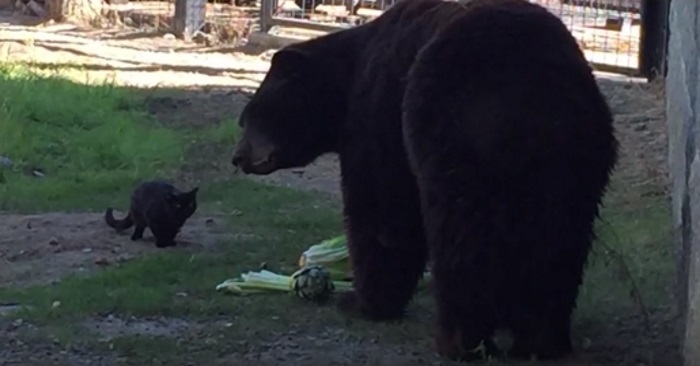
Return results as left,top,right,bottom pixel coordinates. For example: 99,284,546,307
167,187,198,216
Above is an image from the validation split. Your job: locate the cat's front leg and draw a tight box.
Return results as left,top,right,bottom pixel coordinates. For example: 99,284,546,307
150,223,177,248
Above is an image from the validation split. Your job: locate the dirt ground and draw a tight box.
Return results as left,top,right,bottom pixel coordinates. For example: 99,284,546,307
0,9,673,366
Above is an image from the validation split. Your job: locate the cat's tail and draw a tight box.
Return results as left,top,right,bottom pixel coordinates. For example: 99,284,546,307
104,208,134,230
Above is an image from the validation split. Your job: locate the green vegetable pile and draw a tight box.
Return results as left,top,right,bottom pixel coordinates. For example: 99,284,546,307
216,235,353,302
216,235,431,303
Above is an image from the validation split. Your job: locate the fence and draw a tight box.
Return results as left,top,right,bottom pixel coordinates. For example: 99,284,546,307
531,0,669,77
101,0,254,46
258,0,397,34
257,0,669,78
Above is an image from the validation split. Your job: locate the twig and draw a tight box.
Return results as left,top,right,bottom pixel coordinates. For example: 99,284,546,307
26,0,49,18
595,218,651,330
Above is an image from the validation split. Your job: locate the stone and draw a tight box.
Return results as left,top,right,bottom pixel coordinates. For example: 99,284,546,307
0,156,13,167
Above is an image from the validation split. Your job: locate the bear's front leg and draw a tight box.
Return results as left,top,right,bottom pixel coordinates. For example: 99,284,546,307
336,178,428,321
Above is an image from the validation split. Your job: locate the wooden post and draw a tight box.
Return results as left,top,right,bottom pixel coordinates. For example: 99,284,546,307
173,0,206,42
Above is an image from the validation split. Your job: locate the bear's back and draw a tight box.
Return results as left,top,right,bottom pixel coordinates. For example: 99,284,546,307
352,0,465,85
345,0,468,133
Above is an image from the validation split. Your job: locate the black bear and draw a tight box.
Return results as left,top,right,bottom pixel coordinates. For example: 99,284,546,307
231,0,618,361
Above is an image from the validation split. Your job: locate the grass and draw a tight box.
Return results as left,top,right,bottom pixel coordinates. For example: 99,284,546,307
0,63,183,212
0,63,675,364
2,176,342,320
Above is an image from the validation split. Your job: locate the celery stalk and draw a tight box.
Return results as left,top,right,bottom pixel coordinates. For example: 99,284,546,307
216,269,293,294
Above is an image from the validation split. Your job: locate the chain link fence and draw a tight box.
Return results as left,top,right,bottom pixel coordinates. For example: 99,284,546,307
99,0,253,46
256,0,668,77
530,0,642,73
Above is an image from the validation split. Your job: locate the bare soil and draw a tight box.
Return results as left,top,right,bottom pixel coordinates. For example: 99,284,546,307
0,12,674,366
0,212,233,287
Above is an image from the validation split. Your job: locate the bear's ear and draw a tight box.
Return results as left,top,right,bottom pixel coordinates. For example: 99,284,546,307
270,48,310,77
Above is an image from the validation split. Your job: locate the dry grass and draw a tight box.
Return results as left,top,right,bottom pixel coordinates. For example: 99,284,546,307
599,77,668,203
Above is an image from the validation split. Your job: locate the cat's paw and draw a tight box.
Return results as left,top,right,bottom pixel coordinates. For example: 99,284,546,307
155,240,176,248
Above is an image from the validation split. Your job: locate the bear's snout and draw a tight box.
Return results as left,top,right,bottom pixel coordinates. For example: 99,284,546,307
231,137,278,175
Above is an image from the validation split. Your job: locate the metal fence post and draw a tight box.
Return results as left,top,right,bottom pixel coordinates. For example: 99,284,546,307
639,0,671,81
173,0,207,42
260,0,276,33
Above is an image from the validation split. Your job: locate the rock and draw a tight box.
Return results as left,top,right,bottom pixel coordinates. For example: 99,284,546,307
193,31,213,46
31,168,45,178
116,254,134,263
582,337,592,350
0,304,22,316
0,156,13,167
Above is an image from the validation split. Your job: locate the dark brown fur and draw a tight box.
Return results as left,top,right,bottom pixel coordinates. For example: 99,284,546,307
105,180,198,248
231,0,618,361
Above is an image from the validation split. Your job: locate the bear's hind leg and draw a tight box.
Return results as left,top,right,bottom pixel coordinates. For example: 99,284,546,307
508,241,591,360
508,202,596,360
432,265,501,361
509,304,574,360
426,198,504,362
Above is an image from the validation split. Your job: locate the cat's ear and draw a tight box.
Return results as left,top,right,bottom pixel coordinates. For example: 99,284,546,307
166,192,177,202
190,187,199,195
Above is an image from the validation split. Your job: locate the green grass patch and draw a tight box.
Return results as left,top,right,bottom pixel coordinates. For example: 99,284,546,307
0,63,183,212
577,195,673,323
197,117,242,145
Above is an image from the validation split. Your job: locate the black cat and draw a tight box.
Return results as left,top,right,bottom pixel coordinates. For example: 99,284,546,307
105,180,199,248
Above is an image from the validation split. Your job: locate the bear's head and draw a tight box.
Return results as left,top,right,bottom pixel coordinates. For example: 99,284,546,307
231,47,344,175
